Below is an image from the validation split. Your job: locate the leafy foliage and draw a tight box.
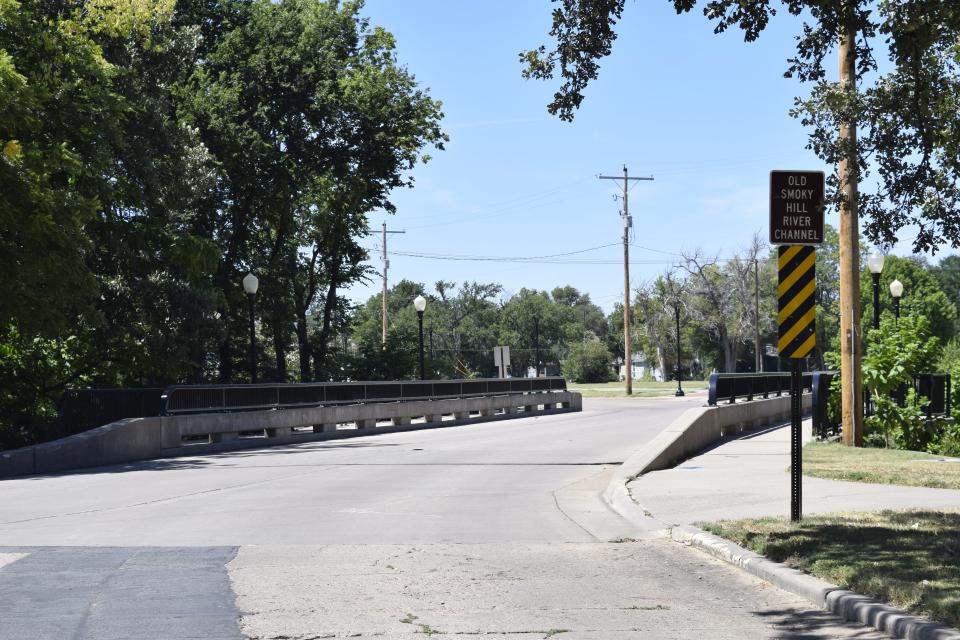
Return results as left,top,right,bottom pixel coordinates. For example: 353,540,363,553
562,341,615,384
0,0,445,448
862,315,941,449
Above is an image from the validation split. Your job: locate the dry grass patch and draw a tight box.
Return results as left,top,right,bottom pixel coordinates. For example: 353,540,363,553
803,442,960,490
701,510,960,629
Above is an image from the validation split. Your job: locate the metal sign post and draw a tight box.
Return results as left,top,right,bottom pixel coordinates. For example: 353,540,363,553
772,168,822,522
777,245,816,522
790,359,802,521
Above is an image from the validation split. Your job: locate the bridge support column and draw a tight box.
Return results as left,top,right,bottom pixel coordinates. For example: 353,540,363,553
266,427,292,438
209,432,238,444
356,419,374,429
454,411,469,420
392,416,411,426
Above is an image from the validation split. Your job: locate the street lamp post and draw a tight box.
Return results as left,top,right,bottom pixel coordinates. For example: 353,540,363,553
242,272,259,383
868,251,885,330
890,279,903,326
533,313,540,378
414,295,426,380
674,301,684,397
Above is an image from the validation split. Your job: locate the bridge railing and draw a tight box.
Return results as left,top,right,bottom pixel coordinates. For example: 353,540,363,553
58,378,568,430
58,388,166,435
707,372,812,406
159,377,566,415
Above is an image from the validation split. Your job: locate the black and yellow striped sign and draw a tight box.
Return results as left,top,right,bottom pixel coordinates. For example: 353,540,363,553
778,245,816,359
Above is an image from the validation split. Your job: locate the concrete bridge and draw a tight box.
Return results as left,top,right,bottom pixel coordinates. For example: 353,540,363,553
0,391,909,640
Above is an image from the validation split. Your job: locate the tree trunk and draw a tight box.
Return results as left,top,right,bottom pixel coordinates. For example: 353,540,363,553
273,312,286,382
218,336,233,383
295,310,311,381
723,339,738,373
314,274,339,374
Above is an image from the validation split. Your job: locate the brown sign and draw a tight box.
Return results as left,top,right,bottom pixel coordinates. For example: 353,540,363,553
770,170,825,245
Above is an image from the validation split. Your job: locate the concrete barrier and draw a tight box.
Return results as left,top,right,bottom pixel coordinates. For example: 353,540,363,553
604,393,812,517
0,391,582,479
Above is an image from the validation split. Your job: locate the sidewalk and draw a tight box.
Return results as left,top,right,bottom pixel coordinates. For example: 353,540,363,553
627,420,960,528
621,419,960,640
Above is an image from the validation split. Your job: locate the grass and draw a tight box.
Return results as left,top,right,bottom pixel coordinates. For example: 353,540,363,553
568,380,707,398
803,442,960,490
700,510,960,629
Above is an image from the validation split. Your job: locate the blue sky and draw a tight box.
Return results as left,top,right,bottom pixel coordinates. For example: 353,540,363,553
347,1,921,313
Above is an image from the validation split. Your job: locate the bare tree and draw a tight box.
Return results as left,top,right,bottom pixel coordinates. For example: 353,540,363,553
681,235,767,372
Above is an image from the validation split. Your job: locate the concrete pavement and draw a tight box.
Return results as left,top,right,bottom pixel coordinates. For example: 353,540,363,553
0,396,922,639
619,418,960,639
626,419,960,529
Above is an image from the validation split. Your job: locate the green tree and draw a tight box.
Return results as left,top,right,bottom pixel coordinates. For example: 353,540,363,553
522,1,960,253
184,0,445,382
681,238,767,372
562,342,615,383
0,0,203,447
932,255,960,335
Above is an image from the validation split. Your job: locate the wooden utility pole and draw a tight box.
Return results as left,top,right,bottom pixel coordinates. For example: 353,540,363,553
599,166,653,395
838,4,864,446
755,259,762,372
377,223,405,346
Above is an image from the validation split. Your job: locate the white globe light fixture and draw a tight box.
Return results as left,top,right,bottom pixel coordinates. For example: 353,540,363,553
867,251,885,274
413,295,426,313
243,272,259,295
889,279,903,299
890,278,904,325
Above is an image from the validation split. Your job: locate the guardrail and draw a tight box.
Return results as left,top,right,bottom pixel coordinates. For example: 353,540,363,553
6,384,582,478
59,388,165,435
58,378,568,432
707,372,813,406
159,377,567,415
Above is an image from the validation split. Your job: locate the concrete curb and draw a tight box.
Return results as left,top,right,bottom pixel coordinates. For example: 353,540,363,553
600,397,960,639
670,525,960,640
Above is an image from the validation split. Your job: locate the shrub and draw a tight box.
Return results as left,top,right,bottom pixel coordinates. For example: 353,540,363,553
562,342,614,383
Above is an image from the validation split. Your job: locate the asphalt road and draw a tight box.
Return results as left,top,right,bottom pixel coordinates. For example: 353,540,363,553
0,395,890,639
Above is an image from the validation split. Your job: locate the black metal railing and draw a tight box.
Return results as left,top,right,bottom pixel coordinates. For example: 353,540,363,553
813,371,951,440
707,372,813,406
914,373,951,417
58,378,568,430
160,377,566,415
811,371,839,439
58,388,166,435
